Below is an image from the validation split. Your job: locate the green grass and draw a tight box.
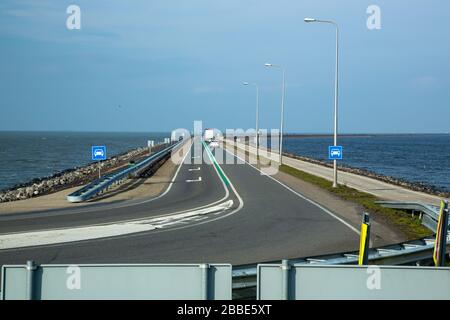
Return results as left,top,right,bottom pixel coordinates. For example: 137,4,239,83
279,164,432,240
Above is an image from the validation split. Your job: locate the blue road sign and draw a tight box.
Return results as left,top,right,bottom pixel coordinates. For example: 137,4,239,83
92,146,106,161
328,146,343,160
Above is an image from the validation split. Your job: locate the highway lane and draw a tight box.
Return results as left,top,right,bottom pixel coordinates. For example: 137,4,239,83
0,139,228,233
0,143,359,265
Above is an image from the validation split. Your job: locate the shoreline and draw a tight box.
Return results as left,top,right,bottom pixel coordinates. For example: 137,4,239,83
0,145,165,203
0,142,448,204
283,151,450,199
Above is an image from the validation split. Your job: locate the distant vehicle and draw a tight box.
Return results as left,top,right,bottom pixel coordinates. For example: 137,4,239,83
204,129,214,142
94,149,105,157
330,149,341,157
210,140,219,148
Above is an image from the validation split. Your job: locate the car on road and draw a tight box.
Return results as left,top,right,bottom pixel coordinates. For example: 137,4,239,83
210,140,219,148
204,128,214,142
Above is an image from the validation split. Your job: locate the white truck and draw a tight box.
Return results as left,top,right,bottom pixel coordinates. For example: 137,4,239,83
204,129,214,142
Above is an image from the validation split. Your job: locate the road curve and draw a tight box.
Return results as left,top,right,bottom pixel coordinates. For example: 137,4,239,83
0,141,359,266
0,140,228,233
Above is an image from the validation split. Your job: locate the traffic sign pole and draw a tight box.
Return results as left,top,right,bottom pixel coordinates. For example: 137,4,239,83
328,146,342,189
92,146,107,180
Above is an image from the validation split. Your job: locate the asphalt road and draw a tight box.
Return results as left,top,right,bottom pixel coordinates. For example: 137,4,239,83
0,140,359,266
0,140,227,233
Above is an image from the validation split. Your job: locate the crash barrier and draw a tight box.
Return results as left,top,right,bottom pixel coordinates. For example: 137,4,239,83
376,201,448,231
233,232,450,299
256,263,450,300
67,141,182,202
3,262,450,300
1,262,232,300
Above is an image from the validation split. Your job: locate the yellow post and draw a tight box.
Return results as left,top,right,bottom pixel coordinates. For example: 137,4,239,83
358,213,370,265
433,200,449,267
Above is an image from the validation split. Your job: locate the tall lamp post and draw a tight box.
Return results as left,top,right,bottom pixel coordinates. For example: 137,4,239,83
243,82,260,160
304,17,340,188
264,63,285,165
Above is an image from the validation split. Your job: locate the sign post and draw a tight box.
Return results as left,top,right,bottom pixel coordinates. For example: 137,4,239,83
433,200,449,267
92,146,107,179
358,212,370,265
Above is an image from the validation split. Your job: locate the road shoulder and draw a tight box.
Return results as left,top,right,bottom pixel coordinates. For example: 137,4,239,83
273,169,407,247
0,158,177,215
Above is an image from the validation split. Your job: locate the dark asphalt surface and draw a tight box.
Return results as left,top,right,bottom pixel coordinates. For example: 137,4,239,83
0,141,359,266
0,141,226,233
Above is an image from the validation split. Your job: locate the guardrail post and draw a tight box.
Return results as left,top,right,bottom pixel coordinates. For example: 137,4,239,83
200,263,209,300
433,200,449,267
358,213,371,265
281,259,290,300
26,260,37,300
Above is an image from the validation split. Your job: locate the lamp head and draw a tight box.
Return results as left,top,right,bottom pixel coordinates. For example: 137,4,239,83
304,18,317,23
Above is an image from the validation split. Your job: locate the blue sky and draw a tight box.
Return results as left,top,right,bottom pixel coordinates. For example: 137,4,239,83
0,0,449,133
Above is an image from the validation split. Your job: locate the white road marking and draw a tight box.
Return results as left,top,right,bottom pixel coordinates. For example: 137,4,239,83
0,140,244,251
188,167,201,171
186,176,202,183
12,140,195,218
1,140,227,234
0,200,234,250
222,147,360,235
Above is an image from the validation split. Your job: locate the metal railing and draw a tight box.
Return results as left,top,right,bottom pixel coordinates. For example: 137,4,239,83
376,201,444,231
232,232,450,299
66,141,182,202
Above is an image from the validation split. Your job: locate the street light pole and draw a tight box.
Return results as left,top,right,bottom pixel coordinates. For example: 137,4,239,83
264,63,285,165
304,18,339,188
243,82,260,160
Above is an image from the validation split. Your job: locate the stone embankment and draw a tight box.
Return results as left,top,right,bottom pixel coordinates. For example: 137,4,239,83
0,146,160,203
284,152,450,198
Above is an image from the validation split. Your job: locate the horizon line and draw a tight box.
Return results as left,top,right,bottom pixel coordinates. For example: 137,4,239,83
0,130,449,135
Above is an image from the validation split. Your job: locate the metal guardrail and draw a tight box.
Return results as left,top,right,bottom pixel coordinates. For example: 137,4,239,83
232,233,450,299
376,201,444,231
67,141,182,202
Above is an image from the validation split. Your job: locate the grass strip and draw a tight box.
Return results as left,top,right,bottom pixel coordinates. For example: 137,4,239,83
279,164,432,240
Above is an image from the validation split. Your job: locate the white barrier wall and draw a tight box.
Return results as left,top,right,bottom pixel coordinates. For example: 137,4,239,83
257,264,450,300
1,263,232,300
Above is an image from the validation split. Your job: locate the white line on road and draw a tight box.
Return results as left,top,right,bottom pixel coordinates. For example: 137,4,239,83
222,147,360,235
188,167,201,171
0,139,243,251
0,200,234,250
186,176,202,183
